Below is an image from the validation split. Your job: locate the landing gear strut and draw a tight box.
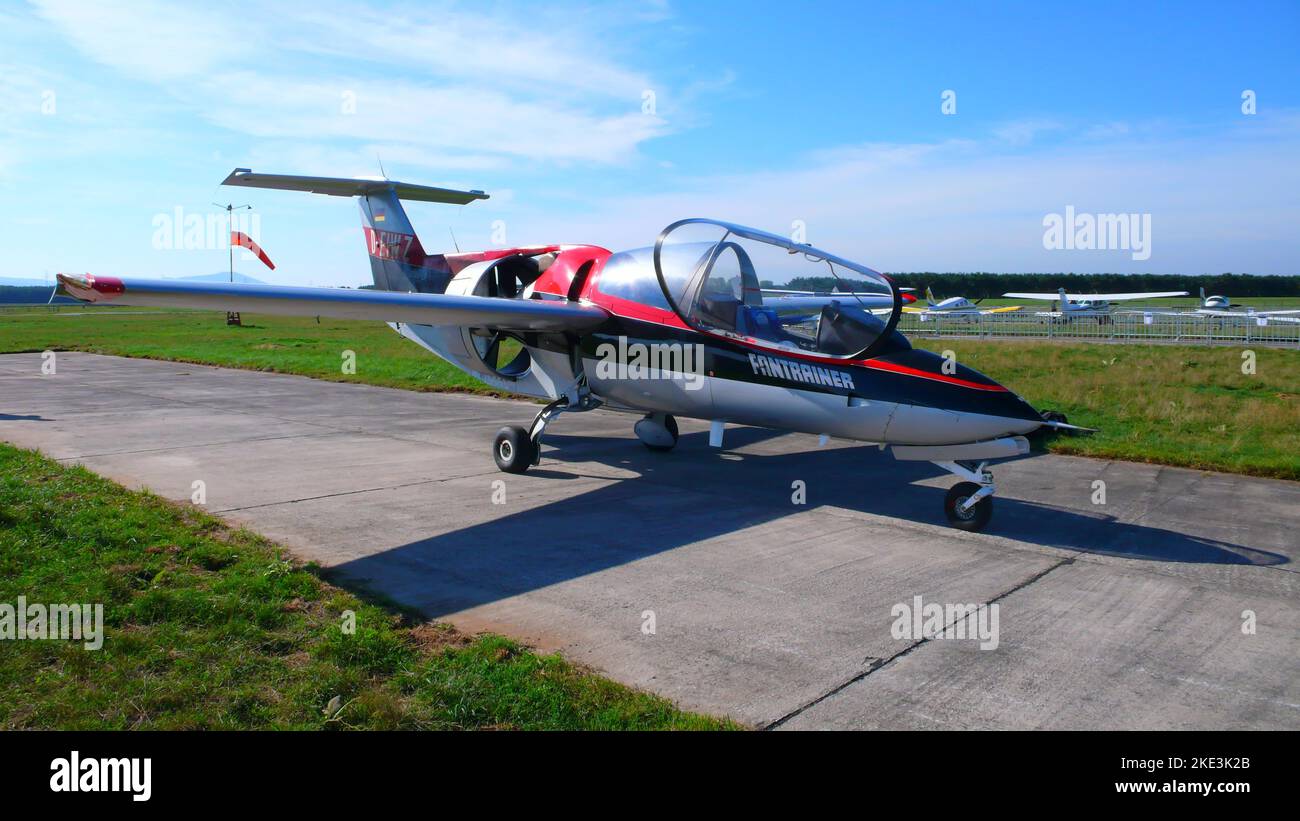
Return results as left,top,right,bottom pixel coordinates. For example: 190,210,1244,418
492,388,602,474
934,460,995,531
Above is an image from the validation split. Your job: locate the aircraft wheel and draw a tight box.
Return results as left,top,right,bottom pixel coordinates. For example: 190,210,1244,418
635,413,679,451
493,426,535,473
944,482,992,532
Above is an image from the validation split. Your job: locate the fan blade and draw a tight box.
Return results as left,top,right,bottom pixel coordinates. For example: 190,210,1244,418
483,333,502,368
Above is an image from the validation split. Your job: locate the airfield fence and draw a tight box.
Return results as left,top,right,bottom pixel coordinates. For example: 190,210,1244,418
898,311,1300,348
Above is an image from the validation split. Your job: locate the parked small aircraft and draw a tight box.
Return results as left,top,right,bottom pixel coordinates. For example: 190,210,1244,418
1196,287,1234,311
1115,287,1300,324
57,170,1087,530
902,287,1022,318
1183,287,1300,322
1004,286,1188,319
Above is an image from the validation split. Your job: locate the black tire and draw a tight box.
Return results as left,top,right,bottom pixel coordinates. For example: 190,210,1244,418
642,414,679,452
944,481,993,531
493,426,535,473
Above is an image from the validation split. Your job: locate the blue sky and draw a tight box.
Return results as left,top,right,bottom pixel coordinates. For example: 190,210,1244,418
1,0,1297,286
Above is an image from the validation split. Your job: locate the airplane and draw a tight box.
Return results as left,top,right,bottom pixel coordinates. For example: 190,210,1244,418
1180,288,1300,323
55,168,1090,532
1003,286,1188,320
1116,287,1300,324
901,287,1022,318
1196,287,1235,311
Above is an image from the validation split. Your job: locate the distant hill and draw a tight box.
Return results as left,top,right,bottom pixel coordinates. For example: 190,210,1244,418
181,272,268,285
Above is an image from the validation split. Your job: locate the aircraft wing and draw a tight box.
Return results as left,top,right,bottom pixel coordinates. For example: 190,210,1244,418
1002,291,1187,301
903,305,1021,315
1002,292,1063,301
763,291,897,311
55,274,608,332
765,295,896,312
1195,308,1300,322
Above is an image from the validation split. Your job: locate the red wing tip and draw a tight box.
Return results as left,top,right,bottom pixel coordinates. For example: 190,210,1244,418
56,273,124,301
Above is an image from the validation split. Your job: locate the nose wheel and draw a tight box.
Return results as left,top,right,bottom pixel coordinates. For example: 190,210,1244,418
934,460,996,531
944,481,993,531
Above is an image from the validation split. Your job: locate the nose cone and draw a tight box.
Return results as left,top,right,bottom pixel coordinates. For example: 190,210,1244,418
871,348,1043,443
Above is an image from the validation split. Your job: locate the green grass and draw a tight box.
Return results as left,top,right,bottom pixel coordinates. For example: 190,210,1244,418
0,306,495,394
1,306,1297,479
912,338,1300,480
0,443,735,730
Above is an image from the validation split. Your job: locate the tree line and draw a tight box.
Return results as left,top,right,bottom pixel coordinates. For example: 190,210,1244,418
0,286,75,305
775,273,1300,298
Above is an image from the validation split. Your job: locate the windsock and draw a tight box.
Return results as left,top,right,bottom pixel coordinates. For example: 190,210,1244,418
231,231,275,270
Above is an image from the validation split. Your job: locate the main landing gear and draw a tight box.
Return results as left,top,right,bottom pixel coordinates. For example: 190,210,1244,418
493,391,602,474
633,412,679,451
934,460,995,532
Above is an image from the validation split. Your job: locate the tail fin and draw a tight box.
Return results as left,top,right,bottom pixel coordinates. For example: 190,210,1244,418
1199,286,1207,306
222,169,488,293
925,286,936,307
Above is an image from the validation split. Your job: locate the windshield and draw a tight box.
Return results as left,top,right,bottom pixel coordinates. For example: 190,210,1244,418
653,219,900,359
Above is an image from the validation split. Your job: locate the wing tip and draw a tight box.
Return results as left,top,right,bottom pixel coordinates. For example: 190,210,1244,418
56,272,124,302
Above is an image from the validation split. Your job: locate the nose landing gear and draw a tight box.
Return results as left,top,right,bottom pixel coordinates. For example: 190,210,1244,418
934,460,995,531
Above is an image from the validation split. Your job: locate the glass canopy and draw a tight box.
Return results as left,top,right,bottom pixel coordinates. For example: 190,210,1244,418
651,219,900,358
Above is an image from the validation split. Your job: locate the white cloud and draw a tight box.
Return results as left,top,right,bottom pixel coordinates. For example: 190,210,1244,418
992,118,1064,145
28,0,676,167
508,120,1300,275
31,0,256,80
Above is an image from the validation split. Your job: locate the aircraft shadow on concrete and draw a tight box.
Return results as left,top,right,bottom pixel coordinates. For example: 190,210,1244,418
0,413,47,421
332,426,1288,618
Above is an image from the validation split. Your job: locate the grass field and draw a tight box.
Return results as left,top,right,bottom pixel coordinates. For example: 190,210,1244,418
2,305,1297,480
0,443,733,730
910,338,1299,480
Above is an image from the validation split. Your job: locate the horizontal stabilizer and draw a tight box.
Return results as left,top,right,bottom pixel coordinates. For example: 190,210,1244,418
222,169,488,205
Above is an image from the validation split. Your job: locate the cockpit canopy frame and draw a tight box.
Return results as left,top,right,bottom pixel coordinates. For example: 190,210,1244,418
651,218,902,360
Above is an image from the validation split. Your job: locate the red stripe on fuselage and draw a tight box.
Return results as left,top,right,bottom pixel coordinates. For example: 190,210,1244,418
581,263,1004,392
860,359,1007,391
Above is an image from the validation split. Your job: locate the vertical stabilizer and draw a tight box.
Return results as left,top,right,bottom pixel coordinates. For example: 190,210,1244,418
222,169,489,294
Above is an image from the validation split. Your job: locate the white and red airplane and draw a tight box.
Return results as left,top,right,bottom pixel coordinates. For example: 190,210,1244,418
902,287,1023,318
57,169,1085,531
